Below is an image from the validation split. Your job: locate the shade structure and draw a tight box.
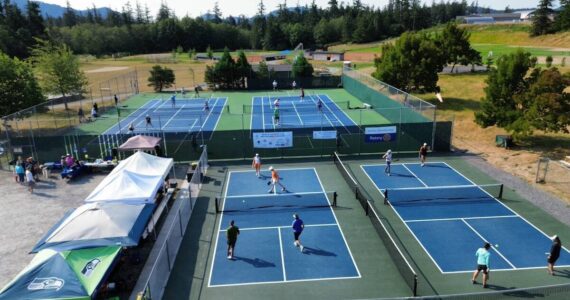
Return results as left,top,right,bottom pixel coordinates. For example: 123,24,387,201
109,151,173,178
31,202,154,253
84,169,163,204
0,246,120,300
118,135,161,151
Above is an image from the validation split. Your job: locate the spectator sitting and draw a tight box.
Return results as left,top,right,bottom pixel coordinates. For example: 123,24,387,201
65,154,74,167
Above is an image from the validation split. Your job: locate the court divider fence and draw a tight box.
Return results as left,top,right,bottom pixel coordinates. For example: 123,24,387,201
333,152,419,297
135,146,208,300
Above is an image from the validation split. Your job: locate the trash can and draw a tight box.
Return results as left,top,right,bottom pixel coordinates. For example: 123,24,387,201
495,135,513,149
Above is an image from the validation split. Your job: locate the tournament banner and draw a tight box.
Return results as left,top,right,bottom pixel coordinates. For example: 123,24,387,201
253,131,293,148
364,126,397,143
313,130,337,140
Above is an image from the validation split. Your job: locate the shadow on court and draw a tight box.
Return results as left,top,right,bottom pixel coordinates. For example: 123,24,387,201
233,256,276,268
302,247,337,257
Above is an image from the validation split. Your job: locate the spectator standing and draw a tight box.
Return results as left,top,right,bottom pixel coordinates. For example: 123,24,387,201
25,166,35,193
15,163,25,183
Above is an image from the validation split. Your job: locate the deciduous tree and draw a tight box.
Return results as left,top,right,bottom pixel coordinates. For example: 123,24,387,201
0,52,44,116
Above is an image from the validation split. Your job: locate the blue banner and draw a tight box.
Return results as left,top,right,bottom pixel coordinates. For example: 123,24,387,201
364,126,397,143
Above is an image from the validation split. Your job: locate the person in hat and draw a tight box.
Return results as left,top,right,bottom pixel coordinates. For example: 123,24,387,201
547,235,562,275
268,166,286,193
292,213,305,252
252,153,262,178
419,143,429,167
382,149,393,176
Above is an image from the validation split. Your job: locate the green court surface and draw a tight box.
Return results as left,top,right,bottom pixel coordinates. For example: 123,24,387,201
74,89,390,135
162,155,570,299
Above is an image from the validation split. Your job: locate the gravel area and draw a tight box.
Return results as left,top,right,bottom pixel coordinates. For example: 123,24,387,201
0,171,107,288
464,155,570,226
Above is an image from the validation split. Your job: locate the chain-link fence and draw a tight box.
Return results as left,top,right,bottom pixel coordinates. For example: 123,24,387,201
0,71,139,169
536,157,570,198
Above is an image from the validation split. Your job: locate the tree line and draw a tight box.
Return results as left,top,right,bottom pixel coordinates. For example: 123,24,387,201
2,0,481,58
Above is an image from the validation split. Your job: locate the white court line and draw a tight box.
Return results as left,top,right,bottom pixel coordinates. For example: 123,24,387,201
401,164,428,187
186,119,199,133
163,103,186,128
230,167,317,173
360,164,446,273
321,94,358,127
442,162,570,255
316,94,351,133
208,98,226,141
109,99,161,135
292,102,304,126
223,191,329,199
405,215,518,223
381,184,481,191
461,219,517,269
312,168,362,279
219,224,338,232
210,274,360,288
307,94,335,128
361,162,447,168
278,227,287,281
196,97,218,133
208,169,232,288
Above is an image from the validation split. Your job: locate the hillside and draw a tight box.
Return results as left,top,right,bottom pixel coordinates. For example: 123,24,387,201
330,24,570,60
12,0,111,18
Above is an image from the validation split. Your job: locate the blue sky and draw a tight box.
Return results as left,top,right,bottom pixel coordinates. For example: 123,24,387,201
43,1,553,18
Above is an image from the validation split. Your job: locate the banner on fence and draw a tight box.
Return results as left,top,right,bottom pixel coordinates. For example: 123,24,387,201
313,130,337,140
253,132,293,148
364,126,397,143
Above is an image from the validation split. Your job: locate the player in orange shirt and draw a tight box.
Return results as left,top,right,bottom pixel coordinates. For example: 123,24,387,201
268,166,287,193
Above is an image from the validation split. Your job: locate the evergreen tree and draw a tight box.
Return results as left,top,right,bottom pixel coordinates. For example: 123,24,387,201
205,47,239,89
531,0,553,36
554,0,570,31
0,52,45,116
511,68,570,136
235,50,252,88
256,60,270,79
292,53,314,78
26,1,45,38
147,65,175,92
438,22,481,72
373,32,445,92
62,1,77,27
475,49,535,129
212,2,222,24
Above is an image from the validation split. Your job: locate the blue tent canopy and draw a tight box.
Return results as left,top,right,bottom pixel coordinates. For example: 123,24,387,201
32,202,154,253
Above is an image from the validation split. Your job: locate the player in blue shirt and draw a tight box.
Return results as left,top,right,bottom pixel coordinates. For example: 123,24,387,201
292,213,304,252
472,242,491,288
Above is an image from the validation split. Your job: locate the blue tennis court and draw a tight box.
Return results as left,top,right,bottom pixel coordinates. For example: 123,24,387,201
361,162,570,273
250,94,357,133
103,98,226,135
209,168,360,287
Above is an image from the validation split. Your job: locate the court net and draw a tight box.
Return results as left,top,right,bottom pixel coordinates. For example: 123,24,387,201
383,184,504,206
215,191,337,213
241,101,350,114
333,152,418,296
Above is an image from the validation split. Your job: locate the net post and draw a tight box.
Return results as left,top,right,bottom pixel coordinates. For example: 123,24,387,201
499,184,504,199
413,275,418,297
333,191,338,207
383,190,389,205
214,197,219,213
365,201,369,216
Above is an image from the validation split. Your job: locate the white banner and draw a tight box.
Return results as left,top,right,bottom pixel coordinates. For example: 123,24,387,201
313,130,337,140
253,132,293,148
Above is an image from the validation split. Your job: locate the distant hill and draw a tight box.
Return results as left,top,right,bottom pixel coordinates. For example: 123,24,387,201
12,0,112,18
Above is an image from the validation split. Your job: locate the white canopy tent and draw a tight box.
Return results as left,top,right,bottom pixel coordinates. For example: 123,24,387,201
110,151,173,179
84,170,163,204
